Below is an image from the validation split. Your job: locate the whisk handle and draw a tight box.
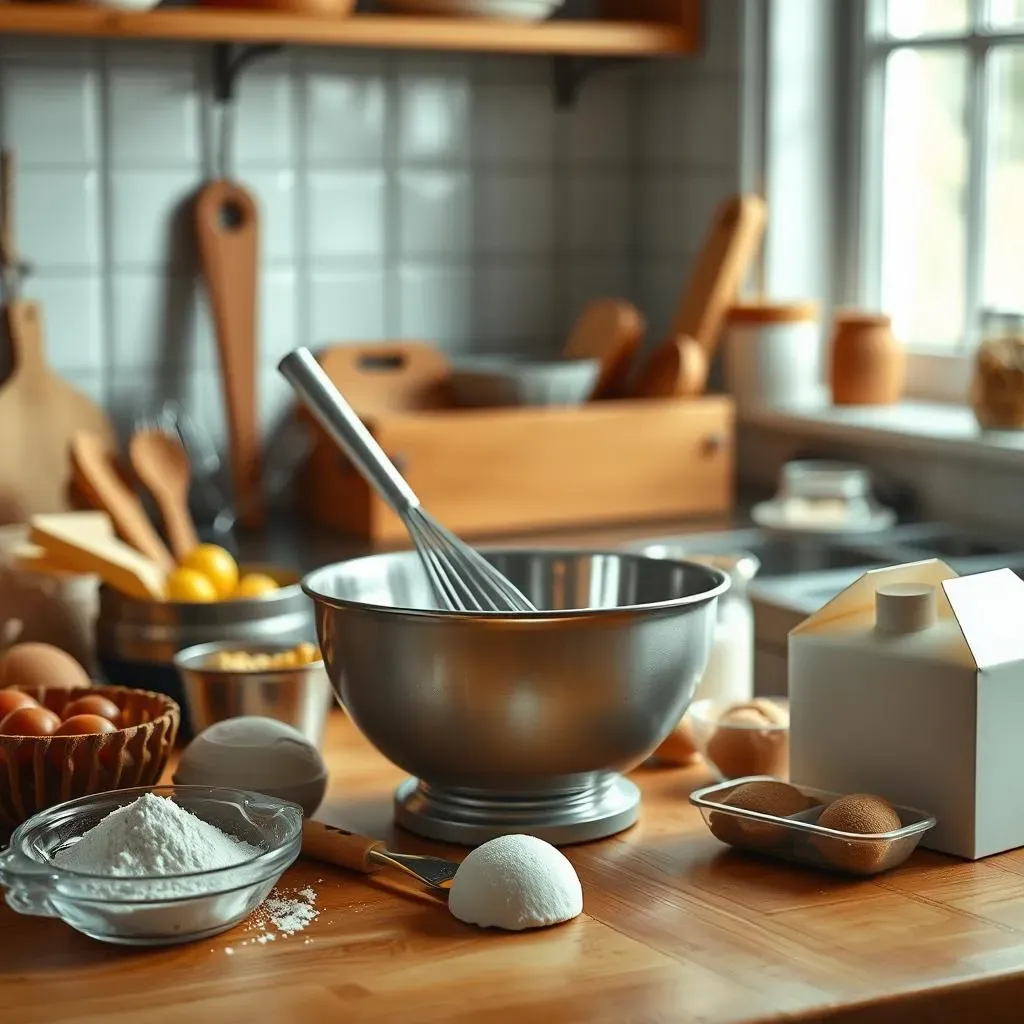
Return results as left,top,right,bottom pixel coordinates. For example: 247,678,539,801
279,348,419,515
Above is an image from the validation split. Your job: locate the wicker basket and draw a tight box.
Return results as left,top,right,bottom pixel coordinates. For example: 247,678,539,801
0,685,179,832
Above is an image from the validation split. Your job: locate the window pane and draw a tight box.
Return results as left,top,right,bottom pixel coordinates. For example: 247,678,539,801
886,0,970,38
988,0,1024,28
880,49,969,348
983,47,1024,313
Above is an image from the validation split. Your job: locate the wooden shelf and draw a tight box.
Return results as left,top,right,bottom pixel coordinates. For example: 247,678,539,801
0,4,697,56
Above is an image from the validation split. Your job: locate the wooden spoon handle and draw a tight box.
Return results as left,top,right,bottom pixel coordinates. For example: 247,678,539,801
158,493,199,562
69,433,175,574
301,820,387,875
195,180,263,529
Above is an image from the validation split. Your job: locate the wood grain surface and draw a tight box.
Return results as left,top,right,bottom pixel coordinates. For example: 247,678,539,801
4,713,1024,1023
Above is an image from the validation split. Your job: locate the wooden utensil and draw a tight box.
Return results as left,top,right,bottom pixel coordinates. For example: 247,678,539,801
0,150,117,524
634,335,709,399
669,194,767,358
302,819,458,890
563,299,646,400
315,341,452,421
29,514,166,601
69,432,175,574
129,430,199,561
195,180,263,529
13,511,115,574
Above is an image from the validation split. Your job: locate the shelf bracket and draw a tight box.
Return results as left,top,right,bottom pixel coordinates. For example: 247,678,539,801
551,55,636,109
211,42,283,104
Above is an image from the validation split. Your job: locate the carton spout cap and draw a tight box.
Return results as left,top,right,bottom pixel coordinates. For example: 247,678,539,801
875,583,938,636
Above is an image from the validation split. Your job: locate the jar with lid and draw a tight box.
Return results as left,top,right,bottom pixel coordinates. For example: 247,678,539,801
723,302,821,412
972,309,1024,430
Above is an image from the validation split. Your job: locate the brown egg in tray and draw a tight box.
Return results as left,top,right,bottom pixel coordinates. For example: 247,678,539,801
0,683,179,832
689,776,937,877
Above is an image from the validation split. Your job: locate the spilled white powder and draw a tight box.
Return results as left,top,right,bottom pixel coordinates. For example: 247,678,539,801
237,883,320,947
56,792,258,882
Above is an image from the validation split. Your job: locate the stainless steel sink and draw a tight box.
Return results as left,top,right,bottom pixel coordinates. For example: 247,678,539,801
633,522,1024,698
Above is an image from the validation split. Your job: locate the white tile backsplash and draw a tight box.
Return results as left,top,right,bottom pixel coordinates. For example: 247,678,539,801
1,63,99,167
26,274,105,373
0,0,745,449
478,171,554,255
397,170,473,257
309,265,387,344
397,263,474,349
307,170,387,258
305,69,388,166
17,169,100,269
396,72,472,164
107,52,200,169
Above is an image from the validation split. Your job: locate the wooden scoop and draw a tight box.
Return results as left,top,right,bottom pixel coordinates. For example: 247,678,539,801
563,299,646,400
129,430,199,561
69,432,175,574
29,514,166,601
634,335,709,399
302,820,459,891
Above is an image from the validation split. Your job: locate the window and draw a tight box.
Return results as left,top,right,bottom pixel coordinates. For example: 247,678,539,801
854,0,1024,378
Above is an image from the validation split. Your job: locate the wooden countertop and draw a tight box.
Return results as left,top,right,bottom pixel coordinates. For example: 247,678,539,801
4,713,1024,1024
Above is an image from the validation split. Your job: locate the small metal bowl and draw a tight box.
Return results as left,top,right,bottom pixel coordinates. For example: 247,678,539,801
0,785,302,946
174,641,332,749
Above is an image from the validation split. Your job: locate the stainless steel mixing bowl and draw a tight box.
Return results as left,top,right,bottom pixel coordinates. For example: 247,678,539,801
303,549,729,845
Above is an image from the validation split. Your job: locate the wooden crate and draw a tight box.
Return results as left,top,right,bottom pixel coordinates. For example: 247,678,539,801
300,396,734,543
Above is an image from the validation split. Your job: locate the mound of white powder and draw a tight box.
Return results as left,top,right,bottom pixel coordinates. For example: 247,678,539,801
55,792,258,879
447,834,583,932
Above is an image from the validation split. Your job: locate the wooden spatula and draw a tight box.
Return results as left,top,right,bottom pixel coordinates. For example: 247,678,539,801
129,430,199,561
69,432,175,574
0,150,117,524
195,180,263,529
563,299,646,400
668,194,767,358
29,514,166,601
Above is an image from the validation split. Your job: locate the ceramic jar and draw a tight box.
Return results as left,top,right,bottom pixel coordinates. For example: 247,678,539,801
723,302,821,412
829,311,905,406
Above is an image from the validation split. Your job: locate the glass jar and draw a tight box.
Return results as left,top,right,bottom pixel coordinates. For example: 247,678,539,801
972,309,1024,431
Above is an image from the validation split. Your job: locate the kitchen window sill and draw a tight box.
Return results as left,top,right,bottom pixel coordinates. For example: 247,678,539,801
740,398,1024,469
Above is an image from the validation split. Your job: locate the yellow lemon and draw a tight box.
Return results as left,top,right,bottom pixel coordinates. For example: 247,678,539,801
180,545,239,599
234,573,280,599
166,567,218,603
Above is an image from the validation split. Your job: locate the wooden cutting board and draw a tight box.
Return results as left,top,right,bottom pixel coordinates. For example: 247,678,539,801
0,302,116,525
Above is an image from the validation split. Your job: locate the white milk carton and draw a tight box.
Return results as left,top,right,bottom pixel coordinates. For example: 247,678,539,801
789,559,1024,860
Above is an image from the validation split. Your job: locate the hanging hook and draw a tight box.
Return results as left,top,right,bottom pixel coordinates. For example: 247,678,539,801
209,43,282,180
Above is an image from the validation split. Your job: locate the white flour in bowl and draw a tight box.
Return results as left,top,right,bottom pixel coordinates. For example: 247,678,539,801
55,793,258,885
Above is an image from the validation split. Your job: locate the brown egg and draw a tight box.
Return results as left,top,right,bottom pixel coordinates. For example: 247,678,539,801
0,689,40,720
708,779,811,850
653,716,700,766
0,643,91,691
54,714,118,737
62,695,121,726
0,705,61,737
705,700,790,780
812,794,903,874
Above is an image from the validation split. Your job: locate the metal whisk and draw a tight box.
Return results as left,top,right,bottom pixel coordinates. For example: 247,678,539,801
279,348,536,614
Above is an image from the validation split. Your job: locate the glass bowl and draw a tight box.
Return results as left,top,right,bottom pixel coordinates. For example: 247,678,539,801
688,698,790,780
0,785,302,946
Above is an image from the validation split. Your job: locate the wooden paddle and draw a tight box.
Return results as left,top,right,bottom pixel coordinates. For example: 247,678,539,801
0,149,116,524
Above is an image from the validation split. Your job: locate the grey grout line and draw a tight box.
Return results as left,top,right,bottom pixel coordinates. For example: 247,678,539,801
97,40,116,413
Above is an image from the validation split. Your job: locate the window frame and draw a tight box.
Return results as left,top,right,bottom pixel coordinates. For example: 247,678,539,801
845,0,1024,403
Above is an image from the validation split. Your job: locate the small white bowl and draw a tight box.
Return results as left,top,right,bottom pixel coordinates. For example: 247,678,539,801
449,355,601,408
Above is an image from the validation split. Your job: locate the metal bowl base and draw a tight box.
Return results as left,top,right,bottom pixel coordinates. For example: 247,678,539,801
393,774,641,846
